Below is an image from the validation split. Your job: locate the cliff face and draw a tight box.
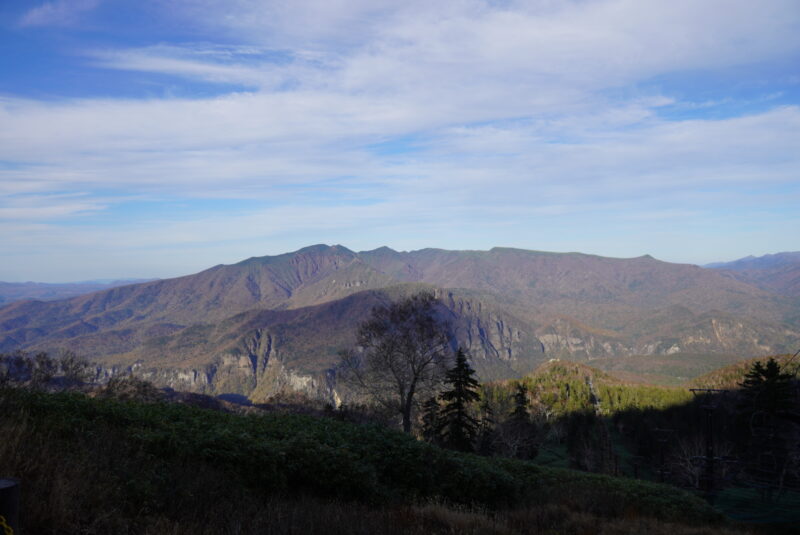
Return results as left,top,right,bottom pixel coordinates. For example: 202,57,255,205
80,296,798,403
85,291,549,402
93,351,336,404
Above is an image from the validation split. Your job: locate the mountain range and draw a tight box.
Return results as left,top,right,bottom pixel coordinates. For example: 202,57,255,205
706,251,800,298
1,245,798,402
0,279,155,306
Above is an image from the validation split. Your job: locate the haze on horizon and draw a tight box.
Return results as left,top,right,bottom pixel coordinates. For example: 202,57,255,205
1,0,799,283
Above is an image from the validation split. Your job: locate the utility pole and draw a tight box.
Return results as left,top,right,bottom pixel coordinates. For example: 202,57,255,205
653,428,673,483
690,388,727,501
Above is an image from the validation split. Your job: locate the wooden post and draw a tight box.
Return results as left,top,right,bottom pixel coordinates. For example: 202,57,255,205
0,479,20,534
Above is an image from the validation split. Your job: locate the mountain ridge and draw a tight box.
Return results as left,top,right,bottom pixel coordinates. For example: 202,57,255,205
2,244,798,401
705,251,800,270
0,279,156,306
705,251,800,297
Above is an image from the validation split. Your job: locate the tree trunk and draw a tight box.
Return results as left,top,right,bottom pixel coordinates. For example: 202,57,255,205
401,381,418,433
402,408,412,433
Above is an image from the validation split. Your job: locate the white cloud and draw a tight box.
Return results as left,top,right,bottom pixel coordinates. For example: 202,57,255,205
0,194,105,220
19,0,101,27
1,99,797,218
167,0,800,86
3,0,799,279
87,45,304,89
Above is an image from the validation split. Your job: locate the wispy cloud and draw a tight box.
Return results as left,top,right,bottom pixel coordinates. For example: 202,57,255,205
19,0,101,27
87,44,301,89
0,192,106,221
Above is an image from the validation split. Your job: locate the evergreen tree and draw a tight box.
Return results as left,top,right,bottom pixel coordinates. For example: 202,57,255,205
739,357,794,416
736,357,798,487
511,382,530,421
439,348,481,452
475,396,496,456
497,381,539,460
421,396,442,445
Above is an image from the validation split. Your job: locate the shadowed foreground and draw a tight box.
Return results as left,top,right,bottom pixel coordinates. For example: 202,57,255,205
0,387,754,534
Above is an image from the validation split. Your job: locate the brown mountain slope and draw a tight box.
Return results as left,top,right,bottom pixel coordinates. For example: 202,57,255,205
0,245,394,354
358,247,795,328
1,245,799,400
707,251,800,298
67,286,548,401
715,264,800,298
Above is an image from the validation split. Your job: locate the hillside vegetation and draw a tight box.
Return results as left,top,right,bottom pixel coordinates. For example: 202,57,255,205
479,358,800,530
484,360,693,417
0,386,740,535
691,352,800,389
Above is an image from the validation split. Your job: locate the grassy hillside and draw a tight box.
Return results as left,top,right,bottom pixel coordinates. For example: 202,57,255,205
0,386,740,534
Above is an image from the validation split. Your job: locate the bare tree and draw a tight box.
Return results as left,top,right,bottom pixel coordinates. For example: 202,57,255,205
670,433,735,488
30,352,57,389
59,350,93,388
99,375,164,403
338,292,451,433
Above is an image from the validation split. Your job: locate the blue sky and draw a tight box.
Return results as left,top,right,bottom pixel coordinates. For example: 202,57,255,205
1,0,799,282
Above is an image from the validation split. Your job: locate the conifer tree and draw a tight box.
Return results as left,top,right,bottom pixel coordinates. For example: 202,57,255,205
421,396,442,445
511,382,530,421
496,381,539,459
475,396,496,456
739,357,794,416
736,357,798,489
439,348,481,452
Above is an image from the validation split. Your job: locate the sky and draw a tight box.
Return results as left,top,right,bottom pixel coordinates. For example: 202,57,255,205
1,0,799,282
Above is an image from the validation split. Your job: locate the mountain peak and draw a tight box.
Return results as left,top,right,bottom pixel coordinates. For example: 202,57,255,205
705,251,800,271
359,246,397,254
295,244,355,255
236,244,357,267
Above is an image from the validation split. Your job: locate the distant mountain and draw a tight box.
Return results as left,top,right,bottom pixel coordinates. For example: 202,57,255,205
705,252,800,297
1,245,798,402
705,251,800,271
0,279,155,306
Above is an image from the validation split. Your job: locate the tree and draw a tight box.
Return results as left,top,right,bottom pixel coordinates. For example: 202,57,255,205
338,292,451,433
495,382,539,459
475,396,496,456
99,375,163,403
739,357,794,417
511,382,530,422
439,348,481,452
736,357,799,491
421,396,442,445
30,351,57,389
59,350,93,388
